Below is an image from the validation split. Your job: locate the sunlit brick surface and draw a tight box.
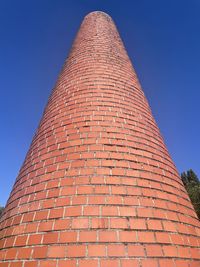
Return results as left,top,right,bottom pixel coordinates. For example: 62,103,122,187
0,11,200,267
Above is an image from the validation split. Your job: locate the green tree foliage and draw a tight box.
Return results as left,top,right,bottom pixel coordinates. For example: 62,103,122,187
0,206,4,218
181,169,200,219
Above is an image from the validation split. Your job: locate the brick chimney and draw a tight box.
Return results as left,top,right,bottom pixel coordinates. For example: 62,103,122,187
0,11,199,267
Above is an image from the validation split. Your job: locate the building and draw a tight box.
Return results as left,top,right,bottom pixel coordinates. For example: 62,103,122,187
0,11,199,267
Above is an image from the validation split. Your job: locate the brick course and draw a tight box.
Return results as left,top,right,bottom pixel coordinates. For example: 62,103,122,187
0,11,200,266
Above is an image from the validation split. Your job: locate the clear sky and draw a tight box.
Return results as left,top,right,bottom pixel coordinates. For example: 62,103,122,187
0,0,200,206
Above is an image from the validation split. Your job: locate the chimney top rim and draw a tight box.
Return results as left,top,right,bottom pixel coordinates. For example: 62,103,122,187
84,11,112,19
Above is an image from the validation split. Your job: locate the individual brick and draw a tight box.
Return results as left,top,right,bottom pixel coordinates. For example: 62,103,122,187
146,244,163,256
27,234,43,245
39,260,57,267
88,244,106,256
107,244,126,256
119,206,136,216
110,218,128,229
99,231,118,242
58,260,76,267
24,261,38,267
35,210,49,221
79,231,97,242
130,218,146,229
83,206,100,216
121,259,139,267
128,245,145,256
67,245,86,257
100,259,119,267
4,248,18,260
65,206,82,217
43,233,58,244
163,245,178,257
159,259,175,267
102,206,118,216
71,218,89,229
79,260,98,267
119,231,137,242
138,231,155,243
91,218,109,229
9,263,23,267
14,235,28,246
48,246,66,258
59,231,77,243
32,246,48,259
155,232,171,244
163,221,177,232
49,208,63,219
53,219,70,230
141,259,159,267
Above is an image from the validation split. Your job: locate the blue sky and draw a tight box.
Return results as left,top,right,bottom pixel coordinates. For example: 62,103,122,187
0,0,200,206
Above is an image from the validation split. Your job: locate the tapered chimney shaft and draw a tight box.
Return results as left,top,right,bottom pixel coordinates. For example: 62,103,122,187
0,11,200,267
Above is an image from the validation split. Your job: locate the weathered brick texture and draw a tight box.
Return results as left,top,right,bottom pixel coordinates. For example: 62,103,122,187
0,11,200,267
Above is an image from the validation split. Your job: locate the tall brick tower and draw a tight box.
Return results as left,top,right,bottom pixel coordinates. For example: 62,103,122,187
0,11,200,267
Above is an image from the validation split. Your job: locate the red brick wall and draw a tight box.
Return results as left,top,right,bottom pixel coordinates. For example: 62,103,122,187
0,11,200,267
